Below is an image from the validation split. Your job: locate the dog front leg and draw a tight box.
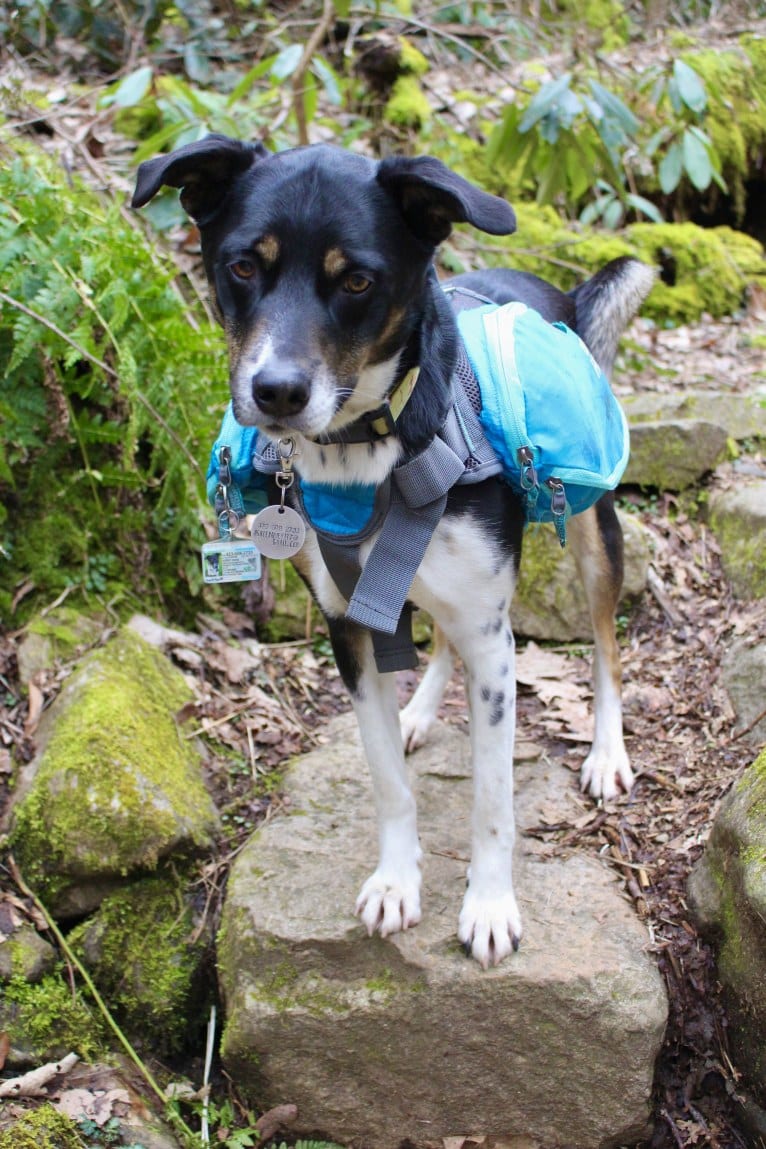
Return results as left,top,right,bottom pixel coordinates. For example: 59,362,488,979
454,621,522,968
327,616,423,938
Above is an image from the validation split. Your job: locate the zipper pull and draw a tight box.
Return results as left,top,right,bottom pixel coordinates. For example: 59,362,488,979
517,446,539,492
546,478,568,547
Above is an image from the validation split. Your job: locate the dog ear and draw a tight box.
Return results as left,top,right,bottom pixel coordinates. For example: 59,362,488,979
131,133,268,223
377,155,516,244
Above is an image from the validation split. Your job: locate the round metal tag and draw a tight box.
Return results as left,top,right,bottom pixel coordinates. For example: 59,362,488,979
250,504,306,559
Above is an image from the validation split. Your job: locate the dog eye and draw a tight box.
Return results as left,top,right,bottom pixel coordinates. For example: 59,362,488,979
230,260,257,280
342,272,373,295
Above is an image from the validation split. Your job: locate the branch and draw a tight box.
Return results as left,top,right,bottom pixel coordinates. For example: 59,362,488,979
291,0,336,146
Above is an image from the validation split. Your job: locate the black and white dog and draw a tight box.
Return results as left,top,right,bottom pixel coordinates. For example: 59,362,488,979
133,136,654,967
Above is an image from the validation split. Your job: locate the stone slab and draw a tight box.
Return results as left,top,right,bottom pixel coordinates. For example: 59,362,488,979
218,715,667,1149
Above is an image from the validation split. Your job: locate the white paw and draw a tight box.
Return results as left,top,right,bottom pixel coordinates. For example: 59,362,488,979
458,887,522,968
399,700,435,754
355,869,422,938
581,746,634,801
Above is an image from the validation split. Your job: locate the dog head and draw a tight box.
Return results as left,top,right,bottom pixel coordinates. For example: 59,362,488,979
133,134,515,441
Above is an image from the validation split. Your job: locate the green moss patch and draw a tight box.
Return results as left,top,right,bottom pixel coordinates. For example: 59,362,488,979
1,973,107,1063
68,871,210,1054
0,1106,83,1149
10,627,218,912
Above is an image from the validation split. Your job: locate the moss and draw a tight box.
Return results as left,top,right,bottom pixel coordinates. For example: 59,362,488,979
10,627,217,907
679,43,766,223
67,872,208,1054
2,973,107,1062
0,1105,83,1149
385,74,432,129
711,495,766,599
263,558,318,642
26,605,100,650
397,35,428,76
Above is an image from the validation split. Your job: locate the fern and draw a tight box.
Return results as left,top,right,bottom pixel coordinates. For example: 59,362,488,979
0,138,229,621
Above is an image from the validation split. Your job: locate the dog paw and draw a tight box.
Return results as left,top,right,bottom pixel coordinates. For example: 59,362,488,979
457,888,522,968
355,870,422,938
581,746,634,801
399,701,435,754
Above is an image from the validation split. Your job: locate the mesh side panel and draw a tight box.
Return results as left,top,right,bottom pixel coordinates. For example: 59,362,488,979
456,347,482,414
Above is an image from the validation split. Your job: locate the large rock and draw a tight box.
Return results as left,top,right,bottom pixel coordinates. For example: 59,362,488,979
621,390,766,443
218,714,667,1149
709,480,766,598
722,638,766,746
688,749,766,1110
623,418,728,489
8,627,218,917
514,509,650,641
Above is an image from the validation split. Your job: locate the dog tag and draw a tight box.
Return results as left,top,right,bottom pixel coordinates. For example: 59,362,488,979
250,504,306,559
202,539,262,584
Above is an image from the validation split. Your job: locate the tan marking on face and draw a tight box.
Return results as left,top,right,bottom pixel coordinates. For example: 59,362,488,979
254,234,280,266
323,246,349,278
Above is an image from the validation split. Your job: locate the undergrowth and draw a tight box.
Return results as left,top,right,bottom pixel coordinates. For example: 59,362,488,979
0,137,228,624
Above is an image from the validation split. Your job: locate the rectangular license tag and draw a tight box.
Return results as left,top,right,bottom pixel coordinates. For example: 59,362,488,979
201,539,262,584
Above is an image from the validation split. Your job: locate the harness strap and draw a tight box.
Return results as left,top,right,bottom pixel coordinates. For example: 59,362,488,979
318,435,467,672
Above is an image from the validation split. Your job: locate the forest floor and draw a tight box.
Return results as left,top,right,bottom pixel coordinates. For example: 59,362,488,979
2,305,766,1149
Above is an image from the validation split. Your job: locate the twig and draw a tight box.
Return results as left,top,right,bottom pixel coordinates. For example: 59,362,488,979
0,1052,79,1098
291,0,336,146
646,564,684,626
731,703,766,742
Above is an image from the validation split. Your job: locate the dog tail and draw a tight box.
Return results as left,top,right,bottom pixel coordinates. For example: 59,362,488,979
570,256,656,377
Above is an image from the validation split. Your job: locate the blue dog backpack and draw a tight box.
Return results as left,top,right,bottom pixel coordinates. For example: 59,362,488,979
455,300,629,535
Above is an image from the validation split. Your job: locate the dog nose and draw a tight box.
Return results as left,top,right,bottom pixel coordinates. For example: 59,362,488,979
252,364,311,417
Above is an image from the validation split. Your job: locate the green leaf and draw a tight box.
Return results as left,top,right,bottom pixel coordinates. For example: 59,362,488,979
227,55,278,104
588,80,640,137
673,59,707,114
681,126,712,190
626,193,664,223
658,140,683,193
271,44,304,82
312,56,342,106
580,192,614,226
107,65,153,109
519,73,572,133
603,198,625,229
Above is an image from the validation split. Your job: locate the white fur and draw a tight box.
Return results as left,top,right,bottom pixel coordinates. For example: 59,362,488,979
302,510,523,968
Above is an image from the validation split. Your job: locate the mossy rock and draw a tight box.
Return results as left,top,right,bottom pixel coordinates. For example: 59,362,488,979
624,419,729,490
9,627,219,916
467,204,765,325
0,923,56,983
0,1105,83,1149
709,481,766,599
265,557,320,642
513,509,650,641
68,871,212,1055
0,973,107,1067
679,39,766,222
16,606,105,685
689,747,766,1104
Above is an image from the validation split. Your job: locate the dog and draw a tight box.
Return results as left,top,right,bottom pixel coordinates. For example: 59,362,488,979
133,135,655,967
